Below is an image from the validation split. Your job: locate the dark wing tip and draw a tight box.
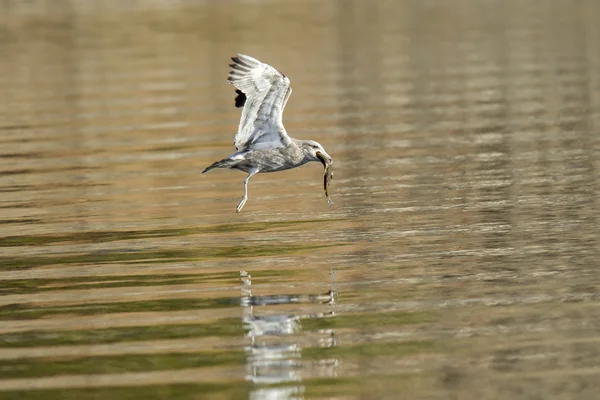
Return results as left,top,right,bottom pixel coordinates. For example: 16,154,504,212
234,89,246,108
231,55,252,67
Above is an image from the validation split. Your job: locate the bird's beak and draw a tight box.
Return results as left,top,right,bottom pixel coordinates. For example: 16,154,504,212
316,151,333,168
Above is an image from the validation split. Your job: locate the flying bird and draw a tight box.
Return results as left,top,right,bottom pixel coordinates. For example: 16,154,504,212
202,54,333,212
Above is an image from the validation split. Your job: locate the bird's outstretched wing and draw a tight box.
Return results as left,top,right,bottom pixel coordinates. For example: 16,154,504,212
228,54,293,151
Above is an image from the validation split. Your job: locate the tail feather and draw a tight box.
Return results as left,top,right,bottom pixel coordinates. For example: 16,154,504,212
202,158,235,174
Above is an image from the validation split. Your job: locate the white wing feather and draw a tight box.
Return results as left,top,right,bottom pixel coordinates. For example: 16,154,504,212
228,54,292,151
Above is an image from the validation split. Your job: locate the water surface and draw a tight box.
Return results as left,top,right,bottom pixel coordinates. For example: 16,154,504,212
1,0,600,399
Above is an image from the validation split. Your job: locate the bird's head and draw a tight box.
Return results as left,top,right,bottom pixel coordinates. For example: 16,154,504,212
302,140,333,167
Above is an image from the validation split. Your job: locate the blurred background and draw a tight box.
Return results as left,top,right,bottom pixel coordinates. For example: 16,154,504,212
0,0,599,399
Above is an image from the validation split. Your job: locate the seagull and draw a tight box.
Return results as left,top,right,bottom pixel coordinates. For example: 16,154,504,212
202,54,333,213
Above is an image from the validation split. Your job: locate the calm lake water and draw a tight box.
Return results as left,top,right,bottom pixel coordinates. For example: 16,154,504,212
1,0,600,399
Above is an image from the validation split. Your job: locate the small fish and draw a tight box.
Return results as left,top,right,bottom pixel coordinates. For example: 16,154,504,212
323,161,334,207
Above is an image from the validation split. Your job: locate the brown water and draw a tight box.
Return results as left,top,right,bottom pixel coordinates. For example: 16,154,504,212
1,0,600,399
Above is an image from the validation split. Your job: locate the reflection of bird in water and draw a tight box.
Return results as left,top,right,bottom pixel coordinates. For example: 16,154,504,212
240,269,338,399
202,54,334,212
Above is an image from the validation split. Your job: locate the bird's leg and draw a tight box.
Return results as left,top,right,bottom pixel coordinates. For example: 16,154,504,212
237,168,258,213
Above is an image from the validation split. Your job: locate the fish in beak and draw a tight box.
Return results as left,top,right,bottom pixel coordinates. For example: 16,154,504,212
316,151,334,207
316,151,333,168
